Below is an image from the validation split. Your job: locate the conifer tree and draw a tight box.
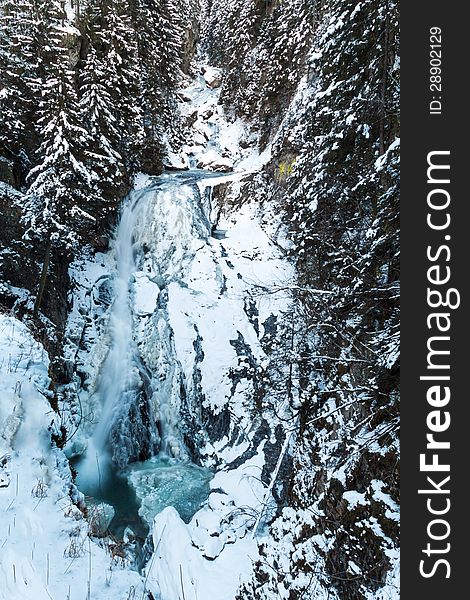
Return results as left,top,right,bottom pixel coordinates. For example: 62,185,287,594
0,0,36,173
93,0,145,167
24,0,97,314
132,0,166,157
132,0,193,165
135,0,184,126
153,0,184,89
79,45,126,194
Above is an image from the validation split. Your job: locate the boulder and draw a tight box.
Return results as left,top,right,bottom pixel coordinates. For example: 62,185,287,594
164,151,190,171
196,150,234,172
203,67,223,89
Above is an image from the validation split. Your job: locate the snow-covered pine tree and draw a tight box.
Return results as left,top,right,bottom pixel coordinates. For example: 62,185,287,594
132,0,196,168
91,0,145,168
0,0,36,178
131,0,167,166
79,44,126,196
24,0,97,315
223,0,260,70
152,0,185,89
201,0,234,63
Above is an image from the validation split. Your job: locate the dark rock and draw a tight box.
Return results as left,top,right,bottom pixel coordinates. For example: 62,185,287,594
226,419,270,472
50,357,74,385
203,406,231,444
141,153,165,176
93,235,109,253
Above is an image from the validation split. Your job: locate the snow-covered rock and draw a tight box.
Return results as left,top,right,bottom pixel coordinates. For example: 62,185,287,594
145,506,256,600
133,272,160,316
203,66,223,89
196,149,234,172
164,150,190,170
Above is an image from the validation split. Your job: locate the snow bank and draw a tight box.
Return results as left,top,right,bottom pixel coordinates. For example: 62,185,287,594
0,314,144,600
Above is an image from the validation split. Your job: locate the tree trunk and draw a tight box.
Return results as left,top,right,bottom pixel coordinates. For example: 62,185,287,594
33,237,52,318
379,3,390,156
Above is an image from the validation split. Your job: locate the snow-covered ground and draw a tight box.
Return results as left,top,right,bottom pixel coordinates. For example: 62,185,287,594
0,315,145,600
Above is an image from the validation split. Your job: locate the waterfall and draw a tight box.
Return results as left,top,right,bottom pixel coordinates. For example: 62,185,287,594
76,173,214,490
78,191,151,487
72,170,232,538
94,196,140,447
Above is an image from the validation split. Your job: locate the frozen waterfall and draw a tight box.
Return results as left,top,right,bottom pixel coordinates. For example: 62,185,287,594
77,191,150,489
74,172,217,536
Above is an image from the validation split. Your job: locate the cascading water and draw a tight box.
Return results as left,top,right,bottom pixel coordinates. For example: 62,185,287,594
74,173,216,540
77,192,152,489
